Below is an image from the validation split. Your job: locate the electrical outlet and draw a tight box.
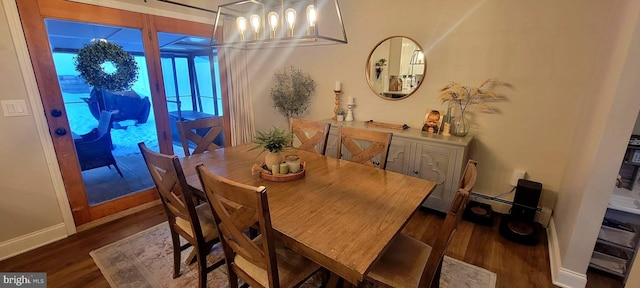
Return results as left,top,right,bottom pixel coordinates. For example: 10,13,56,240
510,169,526,186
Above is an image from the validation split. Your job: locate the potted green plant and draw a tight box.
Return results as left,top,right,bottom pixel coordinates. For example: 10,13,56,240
335,107,346,121
271,66,316,121
251,127,293,171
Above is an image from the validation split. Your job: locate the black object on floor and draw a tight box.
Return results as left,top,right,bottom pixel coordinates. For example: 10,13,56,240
463,200,494,227
499,179,543,246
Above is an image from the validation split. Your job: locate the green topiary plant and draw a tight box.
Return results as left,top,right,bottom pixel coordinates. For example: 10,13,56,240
271,66,316,119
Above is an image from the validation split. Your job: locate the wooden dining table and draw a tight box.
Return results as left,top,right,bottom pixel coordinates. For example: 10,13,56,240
180,144,436,285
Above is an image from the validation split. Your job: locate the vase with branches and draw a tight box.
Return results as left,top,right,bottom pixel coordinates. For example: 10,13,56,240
438,78,506,136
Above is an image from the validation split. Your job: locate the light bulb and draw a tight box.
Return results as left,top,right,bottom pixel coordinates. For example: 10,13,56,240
250,14,261,40
285,8,296,36
250,14,261,32
236,16,247,41
306,5,316,27
268,12,278,38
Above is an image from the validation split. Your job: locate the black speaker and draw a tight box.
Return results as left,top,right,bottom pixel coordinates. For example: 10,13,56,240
499,179,543,246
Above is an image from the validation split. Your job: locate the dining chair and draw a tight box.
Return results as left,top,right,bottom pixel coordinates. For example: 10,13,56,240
290,118,331,155
196,164,322,288
138,143,223,288
459,159,479,191
176,116,224,156
336,126,393,169
365,160,477,288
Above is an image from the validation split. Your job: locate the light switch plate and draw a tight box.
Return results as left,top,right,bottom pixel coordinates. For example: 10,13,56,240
1,100,29,117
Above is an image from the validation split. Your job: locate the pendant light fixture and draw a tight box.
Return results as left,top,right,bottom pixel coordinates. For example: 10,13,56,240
211,0,348,49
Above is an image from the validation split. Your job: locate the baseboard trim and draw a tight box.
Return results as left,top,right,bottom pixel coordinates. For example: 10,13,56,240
547,217,588,288
77,200,161,232
0,223,68,261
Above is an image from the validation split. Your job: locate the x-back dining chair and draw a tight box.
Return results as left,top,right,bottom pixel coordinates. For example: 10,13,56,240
138,143,223,288
196,165,321,288
365,160,477,288
177,116,224,156
336,126,393,169
290,118,331,155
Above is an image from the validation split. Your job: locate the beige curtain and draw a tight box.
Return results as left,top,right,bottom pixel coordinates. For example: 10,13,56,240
223,18,255,146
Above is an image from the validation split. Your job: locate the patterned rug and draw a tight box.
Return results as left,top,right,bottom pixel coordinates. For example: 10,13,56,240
90,223,496,288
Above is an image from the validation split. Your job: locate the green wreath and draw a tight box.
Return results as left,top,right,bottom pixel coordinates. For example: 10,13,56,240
75,41,139,92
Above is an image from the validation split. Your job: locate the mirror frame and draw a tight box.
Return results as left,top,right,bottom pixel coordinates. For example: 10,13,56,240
365,36,426,101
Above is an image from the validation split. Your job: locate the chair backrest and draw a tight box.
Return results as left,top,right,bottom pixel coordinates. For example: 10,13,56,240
97,110,114,136
196,164,280,288
419,189,471,288
337,126,393,169
290,118,331,155
138,142,205,244
177,117,224,156
459,159,478,192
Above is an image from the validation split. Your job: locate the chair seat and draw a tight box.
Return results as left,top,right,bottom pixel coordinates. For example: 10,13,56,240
234,237,321,288
176,203,219,242
367,233,432,288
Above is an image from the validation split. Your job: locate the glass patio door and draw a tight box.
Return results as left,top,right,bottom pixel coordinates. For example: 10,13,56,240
45,18,159,207
157,32,225,156
15,0,228,226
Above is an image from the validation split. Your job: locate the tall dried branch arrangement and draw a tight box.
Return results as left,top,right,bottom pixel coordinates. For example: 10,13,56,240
438,78,507,115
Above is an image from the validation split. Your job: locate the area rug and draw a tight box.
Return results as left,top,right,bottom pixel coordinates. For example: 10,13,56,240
90,223,496,288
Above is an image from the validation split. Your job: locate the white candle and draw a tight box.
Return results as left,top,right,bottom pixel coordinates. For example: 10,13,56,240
335,81,341,91
348,96,354,104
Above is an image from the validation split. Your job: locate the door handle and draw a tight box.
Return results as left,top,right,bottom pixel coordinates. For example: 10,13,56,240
54,128,67,136
51,109,63,117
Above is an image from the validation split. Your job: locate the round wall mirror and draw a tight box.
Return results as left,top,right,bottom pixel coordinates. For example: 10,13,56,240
365,36,426,100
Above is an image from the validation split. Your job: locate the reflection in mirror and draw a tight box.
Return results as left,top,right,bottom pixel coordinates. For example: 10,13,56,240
366,36,426,100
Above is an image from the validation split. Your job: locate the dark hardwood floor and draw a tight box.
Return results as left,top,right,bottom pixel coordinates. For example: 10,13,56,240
0,205,625,288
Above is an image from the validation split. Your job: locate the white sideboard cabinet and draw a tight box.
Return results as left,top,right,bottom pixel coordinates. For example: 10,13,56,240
322,120,473,212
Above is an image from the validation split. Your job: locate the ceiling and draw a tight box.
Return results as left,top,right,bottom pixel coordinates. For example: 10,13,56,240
44,19,211,55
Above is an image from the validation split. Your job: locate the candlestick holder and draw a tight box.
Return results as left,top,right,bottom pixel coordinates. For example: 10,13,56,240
332,90,342,120
345,103,355,122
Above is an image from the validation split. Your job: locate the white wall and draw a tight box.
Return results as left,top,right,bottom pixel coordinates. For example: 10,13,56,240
0,1,66,257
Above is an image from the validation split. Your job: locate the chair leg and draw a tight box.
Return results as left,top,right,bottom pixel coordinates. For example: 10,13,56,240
196,247,207,288
113,161,123,177
170,231,181,279
228,268,240,288
430,263,443,288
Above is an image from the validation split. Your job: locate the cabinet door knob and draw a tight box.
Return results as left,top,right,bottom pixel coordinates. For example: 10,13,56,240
413,170,419,175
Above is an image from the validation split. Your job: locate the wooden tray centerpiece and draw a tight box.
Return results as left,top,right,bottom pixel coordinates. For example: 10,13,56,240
251,161,306,182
